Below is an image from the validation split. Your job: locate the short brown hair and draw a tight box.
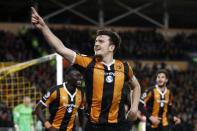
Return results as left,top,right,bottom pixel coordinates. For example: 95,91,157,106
156,69,169,79
96,29,121,51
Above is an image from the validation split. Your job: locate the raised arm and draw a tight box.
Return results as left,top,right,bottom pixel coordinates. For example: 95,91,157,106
31,7,75,63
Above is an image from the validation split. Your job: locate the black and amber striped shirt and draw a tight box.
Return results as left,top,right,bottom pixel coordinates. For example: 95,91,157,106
73,54,133,124
140,85,173,128
39,83,84,131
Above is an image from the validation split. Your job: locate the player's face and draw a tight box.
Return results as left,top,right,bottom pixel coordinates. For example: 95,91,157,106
94,35,115,58
156,73,168,87
69,70,83,88
23,97,31,106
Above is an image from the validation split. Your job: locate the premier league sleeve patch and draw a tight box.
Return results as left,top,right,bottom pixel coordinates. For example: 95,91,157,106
43,91,50,100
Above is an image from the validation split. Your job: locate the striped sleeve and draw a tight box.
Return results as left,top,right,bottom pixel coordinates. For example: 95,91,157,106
140,88,153,105
40,86,57,107
139,88,153,118
79,92,86,109
124,62,134,81
74,54,93,68
168,90,176,116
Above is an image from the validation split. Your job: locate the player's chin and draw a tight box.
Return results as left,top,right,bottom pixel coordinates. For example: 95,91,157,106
95,50,102,55
158,83,164,87
76,85,82,90
75,81,82,88
94,54,103,60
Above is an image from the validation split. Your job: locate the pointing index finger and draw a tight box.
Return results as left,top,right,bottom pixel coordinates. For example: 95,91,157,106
31,7,38,15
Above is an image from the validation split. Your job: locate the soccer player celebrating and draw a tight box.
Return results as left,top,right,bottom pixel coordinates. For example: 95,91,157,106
35,67,85,131
139,69,181,131
31,7,141,131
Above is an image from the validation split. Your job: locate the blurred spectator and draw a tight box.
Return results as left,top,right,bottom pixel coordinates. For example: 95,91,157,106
2,28,197,61
0,102,14,128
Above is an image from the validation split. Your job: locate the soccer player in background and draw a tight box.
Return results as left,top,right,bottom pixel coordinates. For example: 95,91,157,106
13,96,34,131
31,7,141,131
139,69,181,131
35,67,85,131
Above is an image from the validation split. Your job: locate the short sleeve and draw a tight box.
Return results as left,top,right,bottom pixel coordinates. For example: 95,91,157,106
79,92,86,109
124,62,134,81
169,91,173,106
74,54,93,68
39,87,57,107
128,63,134,80
140,88,153,105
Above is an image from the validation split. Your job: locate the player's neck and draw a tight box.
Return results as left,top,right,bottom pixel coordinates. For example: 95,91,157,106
102,53,114,65
24,104,29,107
157,85,167,92
66,83,76,94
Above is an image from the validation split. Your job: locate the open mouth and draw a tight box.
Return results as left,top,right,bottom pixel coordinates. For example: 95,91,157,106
95,48,102,55
158,82,164,85
94,45,101,52
96,49,100,51
76,81,82,86
95,48,101,52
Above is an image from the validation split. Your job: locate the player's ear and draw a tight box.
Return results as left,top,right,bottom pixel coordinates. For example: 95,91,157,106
109,44,115,52
166,78,168,83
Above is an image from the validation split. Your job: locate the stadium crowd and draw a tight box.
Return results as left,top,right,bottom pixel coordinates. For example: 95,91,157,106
19,28,197,60
1,28,197,61
0,28,196,131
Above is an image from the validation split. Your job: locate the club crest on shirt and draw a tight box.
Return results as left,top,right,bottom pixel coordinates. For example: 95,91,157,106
116,65,121,70
67,106,73,113
106,75,113,83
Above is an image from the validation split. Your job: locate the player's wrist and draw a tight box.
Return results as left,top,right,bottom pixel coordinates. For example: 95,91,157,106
40,25,49,33
44,121,52,128
149,116,153,121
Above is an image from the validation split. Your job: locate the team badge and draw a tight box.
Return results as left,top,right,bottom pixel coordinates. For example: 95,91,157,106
117,65,121,70
67,106,73,113
160,102,164,107
106,75,113,83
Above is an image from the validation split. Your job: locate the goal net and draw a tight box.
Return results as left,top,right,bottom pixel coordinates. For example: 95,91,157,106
0,53,62,108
